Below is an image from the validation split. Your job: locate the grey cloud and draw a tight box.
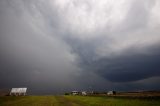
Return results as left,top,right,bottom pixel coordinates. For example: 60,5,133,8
96,46,160,82
62,0,160,83
122,0,156,30
0,0,160,94
65,36,160,82
0,0,79,94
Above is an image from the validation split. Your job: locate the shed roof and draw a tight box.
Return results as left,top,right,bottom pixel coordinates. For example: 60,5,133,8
10,88,27,93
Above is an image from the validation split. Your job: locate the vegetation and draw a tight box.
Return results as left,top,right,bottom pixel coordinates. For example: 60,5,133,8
0,95,160,106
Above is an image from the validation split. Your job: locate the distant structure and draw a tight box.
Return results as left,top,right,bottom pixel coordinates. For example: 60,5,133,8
107,91,116,95
10,88,27,96
81,91,87,96
71,91,79,95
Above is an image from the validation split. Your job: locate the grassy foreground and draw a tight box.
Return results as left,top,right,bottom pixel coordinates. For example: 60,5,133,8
0,95,160,106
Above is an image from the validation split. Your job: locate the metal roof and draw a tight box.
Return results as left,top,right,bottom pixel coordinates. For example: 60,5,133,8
10,88,27,93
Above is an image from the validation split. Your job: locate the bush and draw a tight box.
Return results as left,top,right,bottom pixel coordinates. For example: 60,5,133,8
64,93,70,95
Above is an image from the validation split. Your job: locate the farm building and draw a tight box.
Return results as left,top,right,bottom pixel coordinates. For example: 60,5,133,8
107,91,116,95
10,88,27,96
71,91,79,95
81,91,87,96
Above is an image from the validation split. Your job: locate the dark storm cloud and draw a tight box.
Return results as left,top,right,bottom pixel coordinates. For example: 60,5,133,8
86,46,160,82
61,0,160,83
0,0,160,94
65,36,160,82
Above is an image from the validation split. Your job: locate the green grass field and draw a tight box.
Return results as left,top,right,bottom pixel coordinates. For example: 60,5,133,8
0,95,160,106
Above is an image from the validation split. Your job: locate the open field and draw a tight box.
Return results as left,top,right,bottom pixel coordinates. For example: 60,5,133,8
0,95,160,106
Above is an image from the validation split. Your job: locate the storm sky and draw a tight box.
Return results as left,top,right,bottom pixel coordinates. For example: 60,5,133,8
0,0,160,94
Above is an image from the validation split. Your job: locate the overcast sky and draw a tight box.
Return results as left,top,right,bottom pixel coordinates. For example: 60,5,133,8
0,0,160,94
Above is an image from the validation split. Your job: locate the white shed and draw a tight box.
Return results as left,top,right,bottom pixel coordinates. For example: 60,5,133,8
107,91,116,95
71,91,79,95
10,88,27,96
82,91,87,96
